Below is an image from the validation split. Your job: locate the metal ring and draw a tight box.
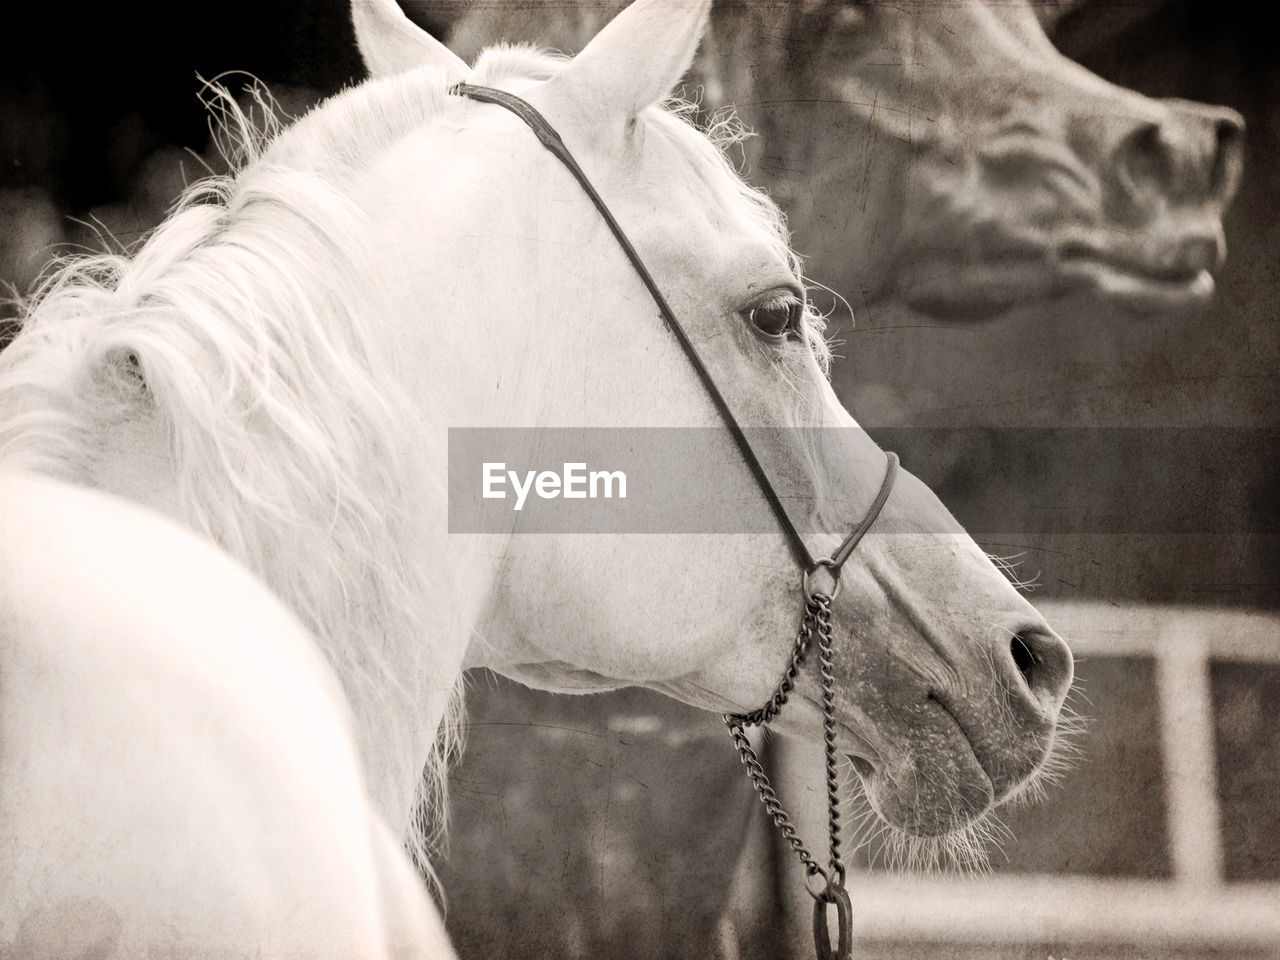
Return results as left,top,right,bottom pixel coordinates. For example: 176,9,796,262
803,865,832,901
812,882,853,960
803,558,841,601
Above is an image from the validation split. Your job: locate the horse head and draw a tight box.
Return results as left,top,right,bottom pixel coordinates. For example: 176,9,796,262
0,0,1075,879
352,0,1074,844
699,0,1245,318
444,0,1244,319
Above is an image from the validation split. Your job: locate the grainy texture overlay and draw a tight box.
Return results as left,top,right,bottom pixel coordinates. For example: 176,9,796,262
1,2,1275,958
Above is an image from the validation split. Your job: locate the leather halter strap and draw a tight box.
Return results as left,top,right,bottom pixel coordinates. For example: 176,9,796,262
451,81,897,586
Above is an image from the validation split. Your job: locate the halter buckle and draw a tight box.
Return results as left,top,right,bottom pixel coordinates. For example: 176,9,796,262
803,558,841,602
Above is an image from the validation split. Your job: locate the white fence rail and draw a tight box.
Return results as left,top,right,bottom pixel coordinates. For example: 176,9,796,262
764,601,1280,956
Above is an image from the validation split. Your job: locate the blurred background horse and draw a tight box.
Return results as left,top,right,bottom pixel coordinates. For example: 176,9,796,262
444,0,1243,321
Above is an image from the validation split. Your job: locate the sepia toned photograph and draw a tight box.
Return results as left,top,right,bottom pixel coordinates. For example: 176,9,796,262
1,2,1276,958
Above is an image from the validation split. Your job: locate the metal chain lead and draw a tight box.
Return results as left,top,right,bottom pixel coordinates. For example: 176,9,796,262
725,718,826,881
817,605,845,883
724,593,844,894
733,596,823,728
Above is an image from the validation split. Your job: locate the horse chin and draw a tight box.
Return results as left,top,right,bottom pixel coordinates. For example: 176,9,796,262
849,708,997,840
1056,257,1216,314
901,225,1218,320
896,246,1218,320
895,255,1057,320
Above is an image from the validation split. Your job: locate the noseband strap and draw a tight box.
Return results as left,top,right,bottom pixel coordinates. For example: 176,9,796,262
453,82,896,959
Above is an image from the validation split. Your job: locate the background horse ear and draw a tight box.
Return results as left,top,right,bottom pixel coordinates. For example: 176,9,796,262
351,0,468,80
546,0,712,132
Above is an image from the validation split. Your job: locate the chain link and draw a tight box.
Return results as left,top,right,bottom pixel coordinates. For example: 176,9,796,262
724,593,845,895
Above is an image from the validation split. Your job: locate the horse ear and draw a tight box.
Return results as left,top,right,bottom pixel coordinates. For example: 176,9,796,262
351,0,468,80
546,0,713,128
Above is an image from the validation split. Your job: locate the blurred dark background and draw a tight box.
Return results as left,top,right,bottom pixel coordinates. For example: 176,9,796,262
1,3,359,214
3,0,1276,606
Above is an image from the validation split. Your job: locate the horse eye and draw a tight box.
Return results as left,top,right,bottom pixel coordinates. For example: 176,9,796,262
746,295,804,340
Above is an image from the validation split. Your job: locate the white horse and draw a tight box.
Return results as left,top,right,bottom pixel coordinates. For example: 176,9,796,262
0,0,1074,954
0,473,453,959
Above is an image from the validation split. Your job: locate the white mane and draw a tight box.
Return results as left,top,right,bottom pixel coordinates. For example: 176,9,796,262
0,75,463,882
0,43,825,885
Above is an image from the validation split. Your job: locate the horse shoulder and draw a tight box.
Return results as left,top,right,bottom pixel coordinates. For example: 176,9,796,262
0,472,453,959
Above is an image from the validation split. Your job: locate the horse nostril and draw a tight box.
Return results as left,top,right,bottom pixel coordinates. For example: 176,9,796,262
1216,115,1244,153
1115,121,1172,206
1211,111,1245,198
1115,108,1245,209
848,755,875,780
1009,627,1074,711
1011,632,1037,682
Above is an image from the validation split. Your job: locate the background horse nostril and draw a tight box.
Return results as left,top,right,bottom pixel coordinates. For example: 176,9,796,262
1211,112,1246,196
1115,121,1174,206
1216,116,1243,150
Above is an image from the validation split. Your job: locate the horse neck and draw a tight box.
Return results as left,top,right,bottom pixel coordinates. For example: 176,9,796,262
2,182,487,857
